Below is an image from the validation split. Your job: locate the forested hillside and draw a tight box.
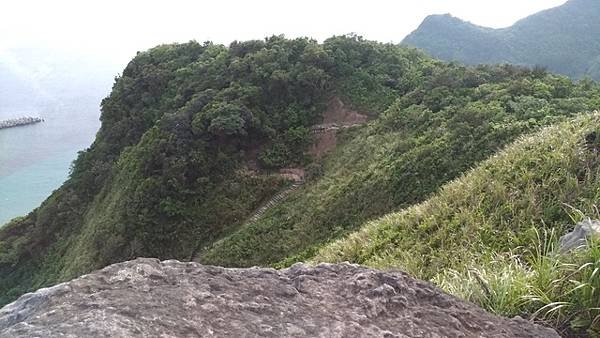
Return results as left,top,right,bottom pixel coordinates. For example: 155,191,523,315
0,36,598,336
0,36,432,304
200,64,600,267
403,0,600,81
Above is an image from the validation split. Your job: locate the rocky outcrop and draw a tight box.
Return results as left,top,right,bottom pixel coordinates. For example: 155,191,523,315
0,258,558,338
321,97,368,125
559,218,600,253
308,97,367,158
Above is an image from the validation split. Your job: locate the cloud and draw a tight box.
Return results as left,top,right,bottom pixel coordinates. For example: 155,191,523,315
0,0,567,58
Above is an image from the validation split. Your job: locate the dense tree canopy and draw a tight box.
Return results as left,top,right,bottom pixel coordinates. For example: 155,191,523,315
0,35,433,304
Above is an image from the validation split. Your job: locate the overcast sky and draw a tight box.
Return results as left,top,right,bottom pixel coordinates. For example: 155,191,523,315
0,0,568,65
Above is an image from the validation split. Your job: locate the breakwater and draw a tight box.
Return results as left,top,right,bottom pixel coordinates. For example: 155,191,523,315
0,116,44,129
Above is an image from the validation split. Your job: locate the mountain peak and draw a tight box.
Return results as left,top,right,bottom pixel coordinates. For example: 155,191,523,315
403,0,600,80
419,13,469,27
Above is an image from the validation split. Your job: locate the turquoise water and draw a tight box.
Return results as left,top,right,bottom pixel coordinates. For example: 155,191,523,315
0,151,73,224
0,101,101,226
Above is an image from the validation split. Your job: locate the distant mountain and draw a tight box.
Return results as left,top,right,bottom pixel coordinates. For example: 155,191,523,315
403,0,600,80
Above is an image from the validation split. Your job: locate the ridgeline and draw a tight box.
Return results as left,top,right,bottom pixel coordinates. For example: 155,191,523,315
0,35,599,336
403,0,600,81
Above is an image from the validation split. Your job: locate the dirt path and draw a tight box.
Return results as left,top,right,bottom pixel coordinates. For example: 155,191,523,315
245,168,304,223
308,97,368,158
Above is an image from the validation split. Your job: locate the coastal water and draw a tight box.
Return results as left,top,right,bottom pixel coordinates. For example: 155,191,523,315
0,100,101,226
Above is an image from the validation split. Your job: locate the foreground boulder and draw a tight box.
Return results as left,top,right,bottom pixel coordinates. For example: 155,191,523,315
559,218,600,253
0,258,557,337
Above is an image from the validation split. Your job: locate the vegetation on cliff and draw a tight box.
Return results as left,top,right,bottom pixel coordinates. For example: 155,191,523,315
0,35,599,335
0,35,432,304
200,65,600,267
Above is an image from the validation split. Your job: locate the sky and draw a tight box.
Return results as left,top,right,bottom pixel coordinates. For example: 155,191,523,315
0,0,568,67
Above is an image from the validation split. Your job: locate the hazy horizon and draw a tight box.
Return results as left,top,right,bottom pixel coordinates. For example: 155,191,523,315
1,0,568,67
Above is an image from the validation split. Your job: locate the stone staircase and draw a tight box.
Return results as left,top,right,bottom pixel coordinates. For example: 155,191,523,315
190,173,304,261
247,180,303,223
309,122,362,134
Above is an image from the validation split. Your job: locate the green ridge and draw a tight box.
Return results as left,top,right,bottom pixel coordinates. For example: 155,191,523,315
200,66,600,268
313,114,600,335
0,36,599,336
0,35,433,305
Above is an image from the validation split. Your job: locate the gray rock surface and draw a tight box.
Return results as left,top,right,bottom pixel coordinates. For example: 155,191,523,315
559,218,600,253
0,258,559,338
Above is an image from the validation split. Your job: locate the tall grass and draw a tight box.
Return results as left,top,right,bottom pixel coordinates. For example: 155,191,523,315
434,228,600,336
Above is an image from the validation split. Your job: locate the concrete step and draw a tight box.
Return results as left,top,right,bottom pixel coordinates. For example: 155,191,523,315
245,182,304,224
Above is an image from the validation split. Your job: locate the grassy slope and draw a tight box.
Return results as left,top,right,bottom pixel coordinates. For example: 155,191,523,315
312,113,600,334
313,112,599,270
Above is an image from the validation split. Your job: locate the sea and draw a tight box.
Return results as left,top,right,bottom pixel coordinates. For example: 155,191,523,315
0,100,101,226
